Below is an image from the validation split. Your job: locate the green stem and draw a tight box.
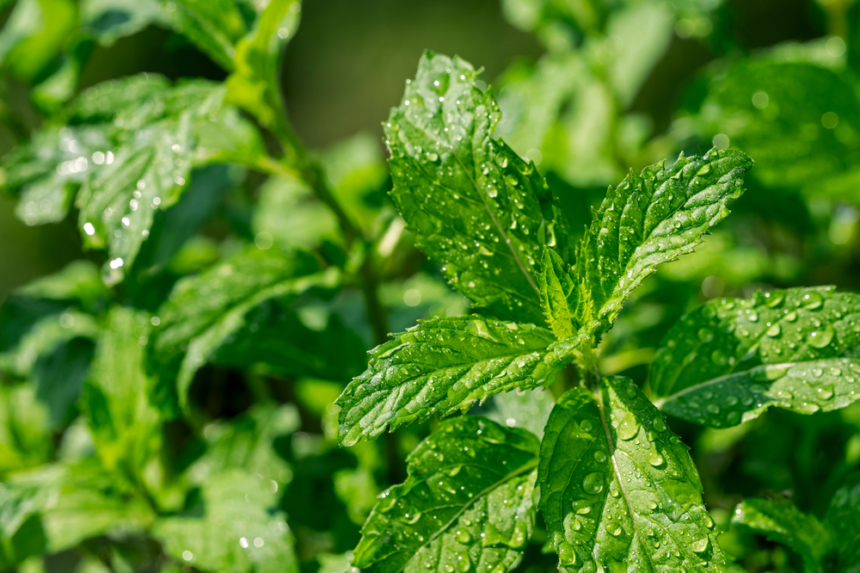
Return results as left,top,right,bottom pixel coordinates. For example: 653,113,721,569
578,344,601,391
265,99,390,346
821,0,848,38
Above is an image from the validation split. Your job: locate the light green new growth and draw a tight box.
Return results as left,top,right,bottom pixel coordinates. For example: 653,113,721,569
153,469,299,573
81,307,161,480
539,247,582,339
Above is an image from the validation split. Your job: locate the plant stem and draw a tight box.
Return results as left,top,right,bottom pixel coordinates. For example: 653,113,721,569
267,105,390,346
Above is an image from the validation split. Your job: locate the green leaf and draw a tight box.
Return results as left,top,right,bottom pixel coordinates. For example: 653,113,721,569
13,260,108,309
82,307,161,478
81,0,169,46
64,73,170,123
731,497,832,573
252,174,341,251
487,387,555,438
577,148,752,331
0,458,154,567
351,416,538,573
604,3,675,108
678,59,860,196
210,299,367,381
3,75,265,281
384,52,575,325
319,131,388,235
0,0,78,81
538,377,726,572
149,246,336,414
3,126,111,226
0,311,98,378
160,0,249,70
0,385,52,475
190,404,299,488
225,0,301,132
130,164,242,278
539,247,582,339
75,83,227,283
335,315,594,446
0,312,97,430
825,472,860,570
153,468,299,573
653,287,860,427
0,262,106,429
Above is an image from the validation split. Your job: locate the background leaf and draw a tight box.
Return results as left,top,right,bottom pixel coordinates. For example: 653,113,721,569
153,468,299,573
149,246,335,413
731,497,832,573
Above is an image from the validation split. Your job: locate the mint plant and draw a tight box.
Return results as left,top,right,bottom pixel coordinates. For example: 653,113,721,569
2,1,860,573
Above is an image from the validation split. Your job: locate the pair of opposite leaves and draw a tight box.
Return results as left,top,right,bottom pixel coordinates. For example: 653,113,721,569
335,51,753,446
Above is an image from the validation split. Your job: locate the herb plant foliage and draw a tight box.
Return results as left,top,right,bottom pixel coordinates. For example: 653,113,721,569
1,2,860,573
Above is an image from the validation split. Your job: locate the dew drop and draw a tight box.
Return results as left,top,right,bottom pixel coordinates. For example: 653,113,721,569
808,325,835,349
582,472,604,494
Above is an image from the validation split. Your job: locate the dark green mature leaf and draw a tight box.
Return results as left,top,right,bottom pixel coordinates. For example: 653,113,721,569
677,59,860,196
539,377,726,572
0,311,98,378
825,472,860,571
82,307,161,478
160,0,249,70
131,164,240,278
653,287,860,427
351,417,538,573
153,468,299,573
226,0,301,132
211,299,367,381
577,148,752,331
384,52,575,325
0,458,154,568
0,262,106,429
731,497,832,573
336,315,595,446
149,246,337,414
